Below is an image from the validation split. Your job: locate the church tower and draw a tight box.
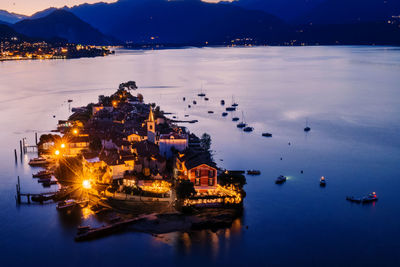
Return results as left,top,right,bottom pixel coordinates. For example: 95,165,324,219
147,107,156,143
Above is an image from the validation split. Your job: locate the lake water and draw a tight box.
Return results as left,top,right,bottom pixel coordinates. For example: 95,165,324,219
0,46,400,266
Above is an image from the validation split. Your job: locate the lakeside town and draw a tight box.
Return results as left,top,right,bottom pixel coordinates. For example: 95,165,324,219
0,40,113,61
19,81,246,241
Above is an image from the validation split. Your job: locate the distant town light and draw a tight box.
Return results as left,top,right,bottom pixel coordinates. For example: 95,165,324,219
55,150,60,156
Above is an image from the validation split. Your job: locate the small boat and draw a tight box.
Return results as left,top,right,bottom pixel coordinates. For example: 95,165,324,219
346,192,378,203
208,111,214,114
222,112,228,117
221,100,225,105
262,133,272,137
237,111,246,128
38,177,51,183
275,175,287,184
32,170,53,178
304,119,311,132
172,116,177,119
232,117,239,121
243,127,254,132
204,97,209,101
31,194,53,203
183,97,186,101
237,122,246,128
193,100,197,105
77,225,92,234
28,157,50,166
198,84,206,97
188,105,191,108
320,176,326,186
198,93,206,97
247,170,261,175
57,199,78,211
231,95,238,107
67,99,73,103
184,114,189,117
226,107,236,111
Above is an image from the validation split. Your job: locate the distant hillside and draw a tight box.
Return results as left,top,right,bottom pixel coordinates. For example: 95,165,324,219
299,0,400,25
0,24,26,40
233,0,324,22
0,9,27,24
0,19,11,26
68,0,291,44
13,10,118,45
297,21,400,45
30,7,60,20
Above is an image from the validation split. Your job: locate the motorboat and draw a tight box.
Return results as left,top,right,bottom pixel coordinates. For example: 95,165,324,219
193,100,197,105
222,112,228,117
346,192,378,203
208,111,214,114
198,93,206,97
183,97,186,101
232,117,239,121
304,119,311,132
221,100,225,105
275,175,287,184
262,133,272,137
237,122,246,128
226,107,236,111
57,199,88,211
204,97,209,101
243,127,254,132
32,170,53,178
320,176,326,186
29,157,51,166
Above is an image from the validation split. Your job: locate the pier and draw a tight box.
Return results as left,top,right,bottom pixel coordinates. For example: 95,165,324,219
15,177,57,204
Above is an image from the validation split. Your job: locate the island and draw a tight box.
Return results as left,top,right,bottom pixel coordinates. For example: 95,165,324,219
23,81,246,241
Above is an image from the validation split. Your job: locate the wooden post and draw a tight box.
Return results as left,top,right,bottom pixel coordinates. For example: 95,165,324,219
16,176,21,204
35,132,38,145
19,140,23,155
14,149,17,163
27,194,31,204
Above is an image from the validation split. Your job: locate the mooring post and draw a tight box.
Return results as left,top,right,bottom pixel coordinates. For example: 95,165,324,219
19,140,23,155
27,194,31,204
35,132,38,145
14,149,17,163
16,176,21,204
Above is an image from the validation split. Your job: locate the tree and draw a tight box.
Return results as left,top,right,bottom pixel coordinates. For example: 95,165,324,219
218,171,247,189
89,137,102,151
176,180,196,199
119,81,137,91
200,133,211,151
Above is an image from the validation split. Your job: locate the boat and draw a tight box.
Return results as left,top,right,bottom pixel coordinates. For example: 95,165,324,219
28,157,50,166
247,170,261,175
57,199,88,211
204,97,209,101
197,84,206,97
275,175,287,184
38,177,51,183
262,133,272,137
31,194,53,203
304,119,311,132
222,112,228,117
226,107,236,111
232,117,239,121
193,100,197,105
198,93,206,97
346,192,378,203
184,114,189,117
237,111,247,128
320,176,326,186
188,105,191,108
231,96,238,107
183,97,186,101
57,199,78,211
208,111,214,114
221,100,225,105
42,176,58,187
67,99,73,103
32,170,53,178
243,127,254,132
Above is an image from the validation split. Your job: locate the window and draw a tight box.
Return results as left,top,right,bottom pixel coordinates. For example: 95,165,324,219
208,178,214,186
195,169,200,178
195,178,201,186
208,170,214,178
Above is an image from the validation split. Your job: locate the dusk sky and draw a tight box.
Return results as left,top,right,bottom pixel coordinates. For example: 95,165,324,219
1,0,222,16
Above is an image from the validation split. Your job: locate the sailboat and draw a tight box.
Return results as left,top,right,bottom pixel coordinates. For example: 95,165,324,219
197,84,206,97
237,111,247,128
231,95,239,107
304,118,311,132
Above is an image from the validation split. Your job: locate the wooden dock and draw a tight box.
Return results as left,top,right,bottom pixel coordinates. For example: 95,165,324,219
15,176,57,204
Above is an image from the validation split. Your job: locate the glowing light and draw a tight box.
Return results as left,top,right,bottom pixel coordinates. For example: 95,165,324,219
140,180,171,194
82,180,91,189
112,100,118,108
73,129,78,135
60,143,65,148
54,150,60,156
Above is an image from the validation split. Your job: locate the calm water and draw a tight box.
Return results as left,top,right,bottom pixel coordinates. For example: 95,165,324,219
1,46,400,266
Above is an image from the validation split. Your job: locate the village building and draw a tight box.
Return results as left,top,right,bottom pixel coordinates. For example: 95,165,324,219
176,149,218,193
65,135,90,156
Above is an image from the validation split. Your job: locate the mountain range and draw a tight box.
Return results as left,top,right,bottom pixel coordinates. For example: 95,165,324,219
1,0,400,45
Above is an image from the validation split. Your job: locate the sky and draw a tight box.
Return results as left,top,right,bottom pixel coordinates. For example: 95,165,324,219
1,0,224,16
